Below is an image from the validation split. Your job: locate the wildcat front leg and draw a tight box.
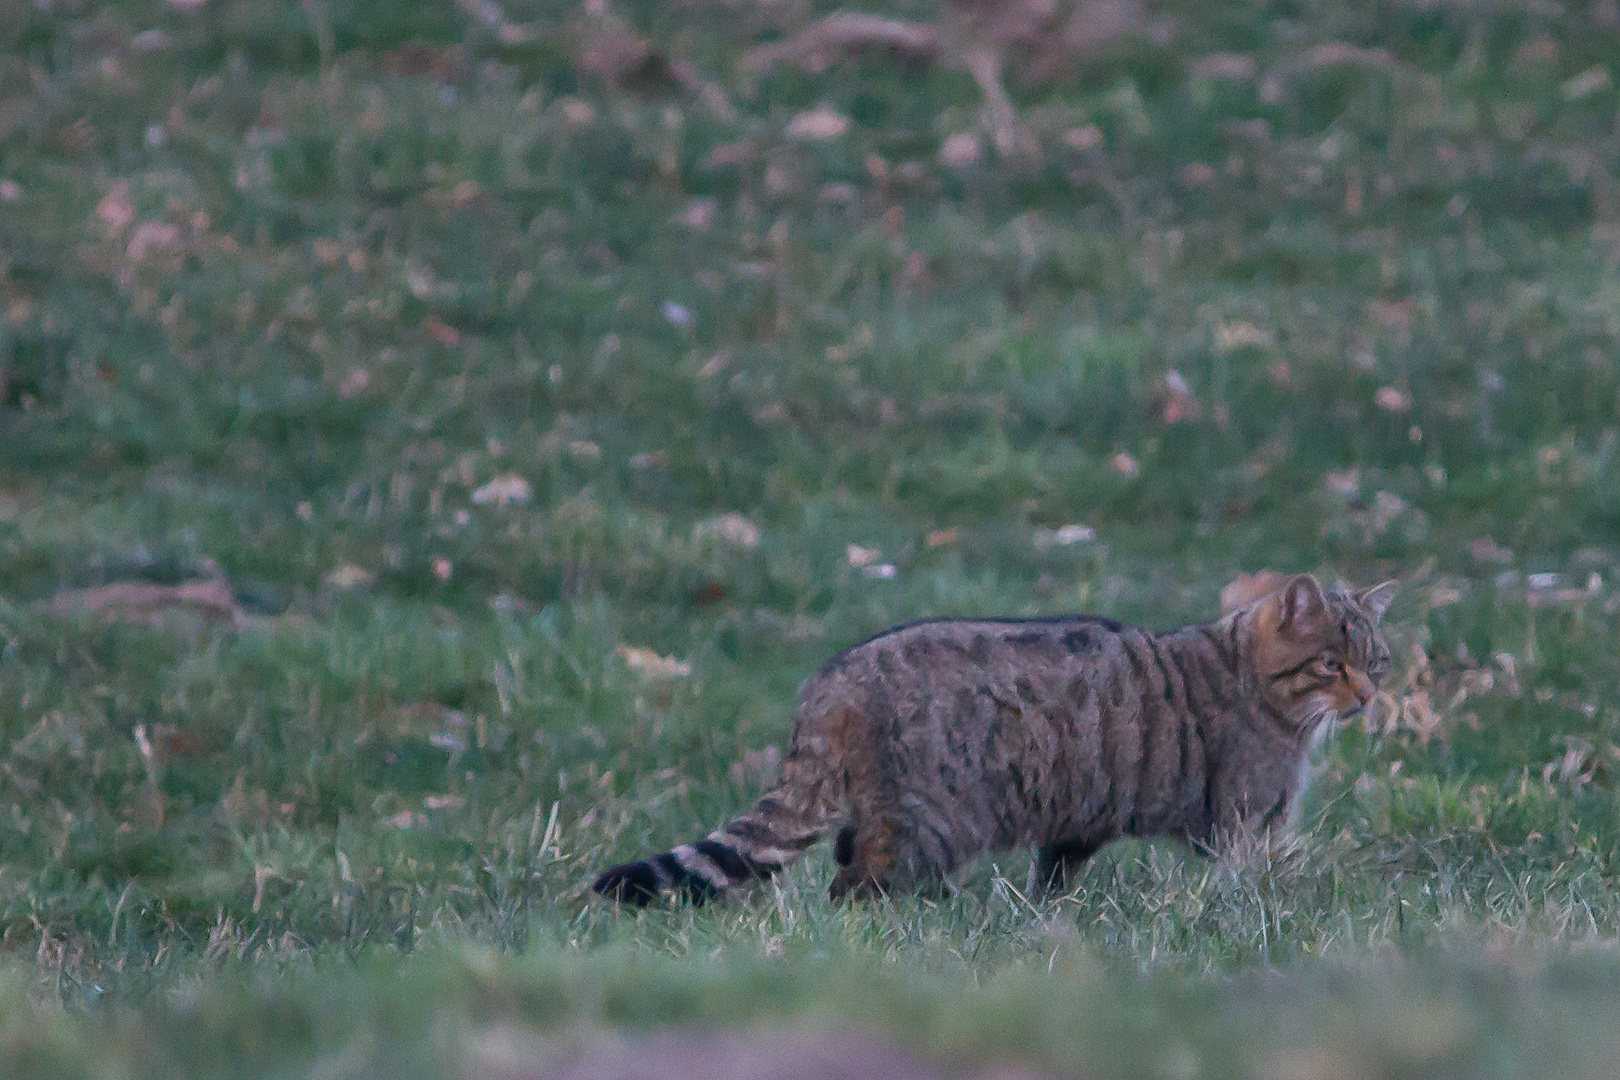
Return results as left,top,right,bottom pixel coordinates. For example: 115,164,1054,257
1032,835,1102,893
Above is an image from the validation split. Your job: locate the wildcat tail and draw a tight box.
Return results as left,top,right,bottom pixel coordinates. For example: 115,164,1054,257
593,786,834,906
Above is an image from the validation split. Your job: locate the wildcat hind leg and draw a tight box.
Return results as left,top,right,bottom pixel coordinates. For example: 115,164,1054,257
828,817,896,900
827,812,955,901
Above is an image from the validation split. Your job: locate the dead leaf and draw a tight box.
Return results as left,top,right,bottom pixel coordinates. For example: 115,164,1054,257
1323,469,1360,496
704,141,752,169
1398,691,1443,747
1192,53,1256,80
48,578,244,627
337,368,371,398
218,775,274,829
1564,65,1611,100
1367,298,1415,329
939,132,982,168
1221,571,1292,614
1064,125,1103,149
149,723,213,764
677,198,717,231
323,564,374,589
371,702,467,743
1370,490,1407,533
471,473,532,505
693,513,761,548
1375,386,1412,413
133,723,166,828
422,315,461,347
1032,525,1094,551
742,13,939,75
1109,451,1140,479
616,645,692,679
127,221,181,261
1179,162,1216,188
786,106,851,141
510,1026,1038,1080
846,543,881,568
382,41,468,85
579,19,683,94
1158,370,1199,423
1214,320,1271,353
97,180,134,232
559,98,596,127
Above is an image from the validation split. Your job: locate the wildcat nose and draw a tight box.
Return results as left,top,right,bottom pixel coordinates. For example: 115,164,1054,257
1346,670,1376,706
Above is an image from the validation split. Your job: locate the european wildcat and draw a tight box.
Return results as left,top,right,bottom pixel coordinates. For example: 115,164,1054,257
593,573,1396,904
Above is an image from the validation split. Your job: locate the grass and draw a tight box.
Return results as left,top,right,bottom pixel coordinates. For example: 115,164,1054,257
5,0,1620,1073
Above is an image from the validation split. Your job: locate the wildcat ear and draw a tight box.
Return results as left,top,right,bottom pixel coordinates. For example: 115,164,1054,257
1357,580,1399,622
1276,574,1327,630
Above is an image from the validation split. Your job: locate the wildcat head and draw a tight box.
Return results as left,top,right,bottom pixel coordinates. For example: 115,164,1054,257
1239,574,1396,731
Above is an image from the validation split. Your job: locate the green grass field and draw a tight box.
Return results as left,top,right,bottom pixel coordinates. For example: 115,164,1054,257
6,0,1620,1074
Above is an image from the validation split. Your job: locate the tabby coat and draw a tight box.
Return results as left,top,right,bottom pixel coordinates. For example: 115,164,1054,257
594,574,1396,904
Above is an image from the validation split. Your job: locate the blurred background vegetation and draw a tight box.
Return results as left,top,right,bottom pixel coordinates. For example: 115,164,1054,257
6,0,1620,1075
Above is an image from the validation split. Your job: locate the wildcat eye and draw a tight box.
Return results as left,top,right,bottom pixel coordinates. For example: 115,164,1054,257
1306,656,1336,679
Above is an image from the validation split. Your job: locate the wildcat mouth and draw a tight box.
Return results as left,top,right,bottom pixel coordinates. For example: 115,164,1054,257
1295,701,1340,730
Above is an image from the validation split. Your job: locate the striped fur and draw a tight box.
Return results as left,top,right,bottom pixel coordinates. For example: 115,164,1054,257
593,573,1396,904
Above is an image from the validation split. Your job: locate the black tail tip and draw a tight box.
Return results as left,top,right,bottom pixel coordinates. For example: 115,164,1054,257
593,862,661,906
